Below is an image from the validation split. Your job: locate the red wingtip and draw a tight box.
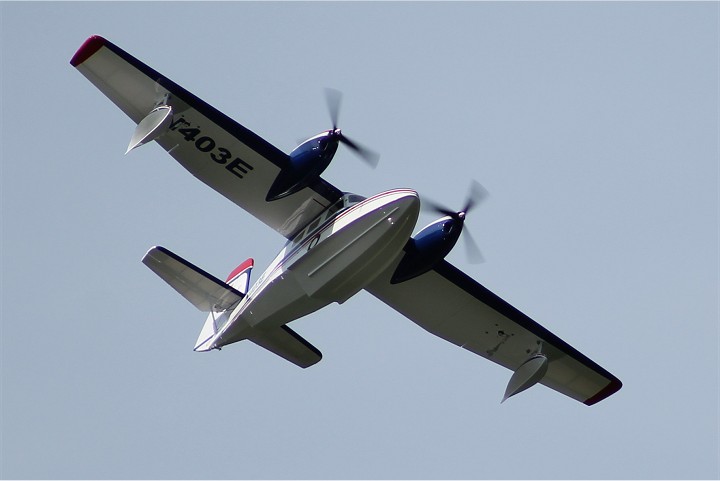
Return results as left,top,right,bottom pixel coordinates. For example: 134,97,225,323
583,378,623,406
70,35,107,67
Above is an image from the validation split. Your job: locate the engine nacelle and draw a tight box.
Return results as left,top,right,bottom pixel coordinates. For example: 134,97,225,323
266,130,340,201
390,215,464,283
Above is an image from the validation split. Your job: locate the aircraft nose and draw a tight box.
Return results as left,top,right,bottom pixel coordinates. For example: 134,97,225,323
389,190,421,221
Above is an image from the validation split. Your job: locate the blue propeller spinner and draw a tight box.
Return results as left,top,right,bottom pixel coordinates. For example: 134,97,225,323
266,88,379,201
391,181,488,284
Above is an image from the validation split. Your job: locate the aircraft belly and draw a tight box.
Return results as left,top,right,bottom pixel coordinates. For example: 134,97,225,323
209,190,419,349
211,272,328,347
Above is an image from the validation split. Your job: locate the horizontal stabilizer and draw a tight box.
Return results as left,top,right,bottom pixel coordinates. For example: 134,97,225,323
248,326,322,369
142,246,243,312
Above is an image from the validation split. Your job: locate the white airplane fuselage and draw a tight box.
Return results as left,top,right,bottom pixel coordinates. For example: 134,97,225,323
195,189,420,351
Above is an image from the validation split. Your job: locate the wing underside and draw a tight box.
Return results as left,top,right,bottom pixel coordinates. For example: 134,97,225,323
366,258,622,405
71,35,342,239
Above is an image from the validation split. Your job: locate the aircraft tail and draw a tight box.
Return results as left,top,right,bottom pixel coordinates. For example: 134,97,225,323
225,258,254,295
142,246,254,350
142,246,246,312
142,248,319,366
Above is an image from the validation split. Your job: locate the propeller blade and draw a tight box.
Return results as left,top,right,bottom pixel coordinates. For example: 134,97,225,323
421,181,489,218
462,228,485,264
339,135,380,168
323,87,380,167
421,180,489,263
420,195,456,217
462,180,489,214
325,88,342,130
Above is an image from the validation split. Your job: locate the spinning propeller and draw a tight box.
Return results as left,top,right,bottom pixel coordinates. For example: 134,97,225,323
269,89,378,201
422,180,489,264
324,88,380,168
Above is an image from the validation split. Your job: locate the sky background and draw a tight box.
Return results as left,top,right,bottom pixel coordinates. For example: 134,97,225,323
1,2,718,479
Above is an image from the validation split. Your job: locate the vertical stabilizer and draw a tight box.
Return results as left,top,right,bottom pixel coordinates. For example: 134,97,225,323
140,247,254,352
226,259,254,294
195,258,255,351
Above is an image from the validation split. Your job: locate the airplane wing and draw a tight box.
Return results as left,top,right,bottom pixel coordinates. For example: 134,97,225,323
71,35,342,239
366,259,622,405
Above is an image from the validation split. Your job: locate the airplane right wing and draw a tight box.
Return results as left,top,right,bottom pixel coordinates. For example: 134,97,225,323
366,259,622,405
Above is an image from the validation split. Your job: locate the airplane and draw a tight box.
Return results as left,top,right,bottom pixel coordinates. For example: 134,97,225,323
70,35,622,405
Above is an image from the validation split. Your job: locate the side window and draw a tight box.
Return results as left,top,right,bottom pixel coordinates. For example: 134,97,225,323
293,227,307,245
306,217,321,234
307,232,321,251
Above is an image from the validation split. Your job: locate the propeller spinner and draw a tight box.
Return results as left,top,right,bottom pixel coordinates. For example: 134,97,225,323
390,181,488,284
266,89,379,201
421,180,488,264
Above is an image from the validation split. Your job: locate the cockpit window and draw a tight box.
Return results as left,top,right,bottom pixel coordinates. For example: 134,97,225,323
289,193,366,246
347,194,366,204
329,198,345,213
305,217,321,234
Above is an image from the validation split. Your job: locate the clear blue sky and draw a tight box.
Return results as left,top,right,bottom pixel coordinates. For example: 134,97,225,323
2,2,718,479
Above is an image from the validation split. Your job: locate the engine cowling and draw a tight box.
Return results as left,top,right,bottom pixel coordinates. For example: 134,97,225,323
266,130,340,201
391,181,487,283
266,89,378,202
390,215,464,284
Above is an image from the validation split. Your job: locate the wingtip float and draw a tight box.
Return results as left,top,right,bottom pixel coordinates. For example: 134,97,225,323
71,35,621,405
502,354,549,403
126,105,173,154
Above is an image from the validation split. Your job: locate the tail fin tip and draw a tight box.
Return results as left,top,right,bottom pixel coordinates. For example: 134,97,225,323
226,258,254,294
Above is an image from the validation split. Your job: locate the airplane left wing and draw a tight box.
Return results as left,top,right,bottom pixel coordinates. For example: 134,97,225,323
366,259,622,405
71,35,342,239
